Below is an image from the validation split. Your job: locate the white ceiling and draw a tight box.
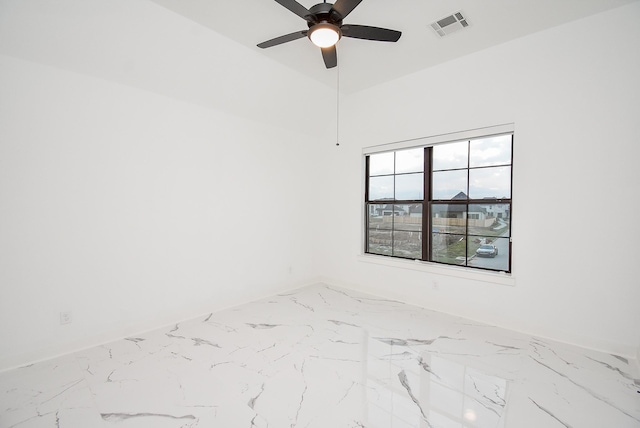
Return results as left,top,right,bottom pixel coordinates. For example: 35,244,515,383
1,0,636,139
148,0,638,93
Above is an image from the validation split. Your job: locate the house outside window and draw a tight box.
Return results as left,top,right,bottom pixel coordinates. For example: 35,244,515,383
365,131,513,273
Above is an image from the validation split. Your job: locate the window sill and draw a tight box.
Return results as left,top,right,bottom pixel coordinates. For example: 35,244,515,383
357,254,516,287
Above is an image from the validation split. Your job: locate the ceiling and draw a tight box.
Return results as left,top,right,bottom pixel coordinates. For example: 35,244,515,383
148,0,637,93
1,0,636,140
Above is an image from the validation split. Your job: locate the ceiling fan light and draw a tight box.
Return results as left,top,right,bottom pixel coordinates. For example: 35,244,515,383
308,23,341,48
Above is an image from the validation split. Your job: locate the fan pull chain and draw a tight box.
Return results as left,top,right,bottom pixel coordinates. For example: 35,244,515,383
336,64,340,146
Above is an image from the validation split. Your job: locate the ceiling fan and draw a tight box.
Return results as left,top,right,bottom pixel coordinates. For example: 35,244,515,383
257,0,402,69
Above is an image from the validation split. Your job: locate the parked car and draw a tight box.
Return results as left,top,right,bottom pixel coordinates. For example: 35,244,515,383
476,244,498,258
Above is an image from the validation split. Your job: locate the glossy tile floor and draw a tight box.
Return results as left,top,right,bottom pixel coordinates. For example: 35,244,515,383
1,284,639,427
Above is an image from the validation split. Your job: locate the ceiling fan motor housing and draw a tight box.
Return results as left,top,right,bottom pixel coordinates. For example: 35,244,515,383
306,3,343,27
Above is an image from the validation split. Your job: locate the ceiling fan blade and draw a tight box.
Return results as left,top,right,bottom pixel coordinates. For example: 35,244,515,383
342,24,402,42
257,30,308,48
274,0,311,19
332,0,363,19
321,45,337,69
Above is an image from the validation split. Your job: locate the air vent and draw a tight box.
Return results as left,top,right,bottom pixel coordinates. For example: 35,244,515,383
431,11,469,37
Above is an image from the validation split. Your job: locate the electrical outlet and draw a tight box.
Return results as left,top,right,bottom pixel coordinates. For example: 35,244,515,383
59,311,72,325
432,280,440,290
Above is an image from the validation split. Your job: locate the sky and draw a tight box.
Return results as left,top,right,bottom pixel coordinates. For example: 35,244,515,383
369,134,512,201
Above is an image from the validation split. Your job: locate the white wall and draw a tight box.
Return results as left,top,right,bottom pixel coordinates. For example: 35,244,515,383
0,0,337,140
0,57,323,370
0,0,333,371
1,0,638,371
320,3,640,357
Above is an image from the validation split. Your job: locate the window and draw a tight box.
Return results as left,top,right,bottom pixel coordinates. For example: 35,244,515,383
365,132,513,273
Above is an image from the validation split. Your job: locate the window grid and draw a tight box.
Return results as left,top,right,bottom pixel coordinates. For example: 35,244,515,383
366,134,513,273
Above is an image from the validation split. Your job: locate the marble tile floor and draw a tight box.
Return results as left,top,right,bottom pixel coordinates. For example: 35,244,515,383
1,284,639,428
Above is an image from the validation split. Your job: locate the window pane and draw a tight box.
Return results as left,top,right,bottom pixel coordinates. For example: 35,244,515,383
395,173,424,200
433,140,468,171
393,204,408,216
393,229,422,259
470,135,512,167
432,170,467,200
393,204,422,230
368,204,394,228
398,204,424,258
469,166,511,199
369,152,394,176
369,176,394,201
468,204,511,237
368,229,392,256
408,204,423,220
395,148,423,174
431,204,467,235
367,203,392,255
431,233,467,265
468,237,509,271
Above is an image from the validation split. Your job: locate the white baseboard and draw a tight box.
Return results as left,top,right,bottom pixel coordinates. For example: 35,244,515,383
316,276,638,362
0,277,321,373
4,276,638,379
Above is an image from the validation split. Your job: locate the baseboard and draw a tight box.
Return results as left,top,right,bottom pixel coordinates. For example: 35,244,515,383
0,277,321,373
4,276,637,376
317,276,638,361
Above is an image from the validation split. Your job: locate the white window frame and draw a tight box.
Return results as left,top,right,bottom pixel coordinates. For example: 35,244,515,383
360,124,516,287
